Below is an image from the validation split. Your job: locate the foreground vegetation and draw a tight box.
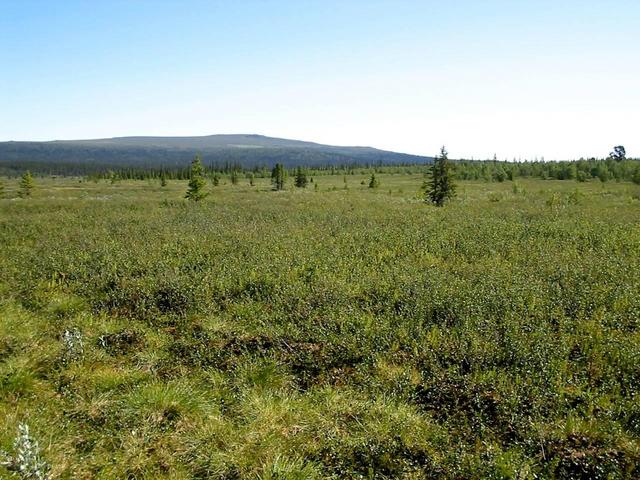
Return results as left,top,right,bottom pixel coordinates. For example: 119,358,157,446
1,173,639,478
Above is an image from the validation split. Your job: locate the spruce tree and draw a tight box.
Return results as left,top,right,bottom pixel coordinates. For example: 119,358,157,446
185,155,208,201
294,167,308,188
160,171,167,187
230,170,239,185
18,171,35,198
426,146,456,206
368,173,380,188
271,163,285,191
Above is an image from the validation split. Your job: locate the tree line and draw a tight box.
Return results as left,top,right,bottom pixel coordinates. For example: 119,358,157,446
84,157,640,185
4,148,639,204
182,150,457,208
3,155,639,185
454,157,639,183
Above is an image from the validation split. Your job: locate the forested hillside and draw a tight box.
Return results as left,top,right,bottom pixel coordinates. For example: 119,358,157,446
0,134,431,175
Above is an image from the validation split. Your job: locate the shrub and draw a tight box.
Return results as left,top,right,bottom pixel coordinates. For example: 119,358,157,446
61,328,84,364
0,423,51,479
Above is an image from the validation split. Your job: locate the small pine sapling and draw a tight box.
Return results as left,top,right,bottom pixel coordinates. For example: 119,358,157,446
368,173,380,188
18,171,35,198
185,155,208,201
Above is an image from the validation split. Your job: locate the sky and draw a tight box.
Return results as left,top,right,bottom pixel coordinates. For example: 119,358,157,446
1,0,638,160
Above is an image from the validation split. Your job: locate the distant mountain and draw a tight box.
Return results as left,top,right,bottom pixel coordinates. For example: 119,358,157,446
0,134,432,175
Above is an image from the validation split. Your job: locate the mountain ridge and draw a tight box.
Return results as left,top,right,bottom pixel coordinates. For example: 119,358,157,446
3,134,410,153
0,134,433,175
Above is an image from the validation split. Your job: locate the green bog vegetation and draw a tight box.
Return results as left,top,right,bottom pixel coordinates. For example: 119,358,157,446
1,173,639,479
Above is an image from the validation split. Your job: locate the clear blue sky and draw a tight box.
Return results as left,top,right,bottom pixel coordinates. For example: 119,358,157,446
1,0,638,159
